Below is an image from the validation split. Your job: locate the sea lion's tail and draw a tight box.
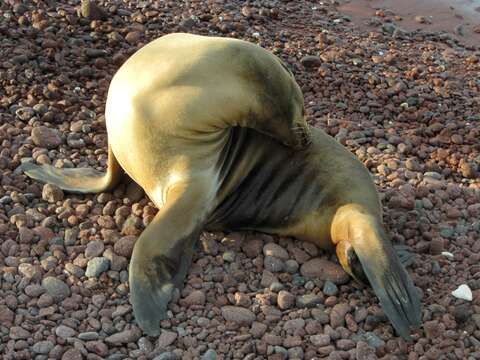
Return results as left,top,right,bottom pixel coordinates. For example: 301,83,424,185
21,146,123,194
332,205,421,340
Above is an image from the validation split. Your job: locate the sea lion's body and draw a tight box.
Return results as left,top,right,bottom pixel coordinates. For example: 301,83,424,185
21,33,421,339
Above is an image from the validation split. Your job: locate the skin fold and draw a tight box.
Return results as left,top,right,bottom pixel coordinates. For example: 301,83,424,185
21,33,421,339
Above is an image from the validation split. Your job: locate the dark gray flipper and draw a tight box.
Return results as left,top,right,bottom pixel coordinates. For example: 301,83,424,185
394,244,416,268
355,242,421,340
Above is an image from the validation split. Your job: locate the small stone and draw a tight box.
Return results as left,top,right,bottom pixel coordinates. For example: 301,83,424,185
42,277,71,301
0,305,14,326
126,31,142,44
42,183,64,203
454,304,473,323
55,325,76,339
429,238,444,255
24,284,45,297
223,250,235,262
184,290,206,306
126,182,144,201
300,258,349,284
311,334,331,347
251,322,267,338
424,320,445,339
78,332,99,341
10,326,30,340
105,328,141,345
31,126,62,149
85,240,104,259
296,294,322,308
288,347,304,359
85,257,110,278
62,349,83,360
451,284,473,301
158,330,177,348
201,349,217,360
301,55,321,68
277,290,295,310
323,280,338,296
284,259,299,273
263,243,289,260
242,238,263,258
114,235,137,257
264,256,285,272
32,340,54,354
80,0,107,20
356,341,378,360
153,353,176,360
221,306,255,325
330,303,351,328
269,282,284,292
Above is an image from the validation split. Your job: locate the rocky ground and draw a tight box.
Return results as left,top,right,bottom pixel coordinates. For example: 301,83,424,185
0,0,479,359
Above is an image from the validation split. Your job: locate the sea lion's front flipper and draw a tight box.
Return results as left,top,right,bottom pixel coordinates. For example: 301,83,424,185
128,180,209,336
332,205,421,340
21,145,123,194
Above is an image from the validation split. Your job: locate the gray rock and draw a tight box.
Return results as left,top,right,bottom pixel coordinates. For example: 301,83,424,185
85,257,110,278
296,294,322,308
80,0,108,20
201,349,217,360
55,325,76,339
42,183,64,203
301,55,321,68
269,281,284,292
264,256,285,272
284,259,299,273
323,280,338,296
221,306,255,325
42,277,71,301
78,331,99,341
31,126,62,149
32,340,54,354
288,346,304,359
153,353,177,360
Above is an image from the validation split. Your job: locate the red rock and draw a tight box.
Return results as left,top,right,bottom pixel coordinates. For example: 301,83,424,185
157,330,177,348
113,235,137,257
221,306,255,325
300,258,349,284
0,305,14,326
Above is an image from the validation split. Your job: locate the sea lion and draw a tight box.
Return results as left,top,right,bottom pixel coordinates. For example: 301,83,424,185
21,33,421,339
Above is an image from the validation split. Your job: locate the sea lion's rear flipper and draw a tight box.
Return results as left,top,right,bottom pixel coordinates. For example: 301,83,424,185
355,242,422,340
128,178,210,336
20,146,123,194
394,244,416,268
332,206,421,340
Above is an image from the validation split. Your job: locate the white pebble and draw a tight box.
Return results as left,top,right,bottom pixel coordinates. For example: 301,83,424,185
441,251,454,259
451,284,473,301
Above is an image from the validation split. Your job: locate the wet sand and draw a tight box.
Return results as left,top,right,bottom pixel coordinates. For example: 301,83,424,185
338,0,480,47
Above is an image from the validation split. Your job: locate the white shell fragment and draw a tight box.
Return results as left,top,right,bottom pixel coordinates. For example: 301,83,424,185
441,251,454,259
451,284,473,301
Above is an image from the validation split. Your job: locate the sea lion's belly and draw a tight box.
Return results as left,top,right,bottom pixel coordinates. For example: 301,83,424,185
207,127,380,249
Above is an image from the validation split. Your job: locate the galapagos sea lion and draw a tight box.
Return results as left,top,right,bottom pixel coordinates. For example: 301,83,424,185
21,33,421,339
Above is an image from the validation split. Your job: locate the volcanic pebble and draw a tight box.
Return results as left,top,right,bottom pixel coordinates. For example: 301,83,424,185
31,126,62,149
41,277,71,301
221,306,256,325
263,243,289,260
42,183,64,203
300,258,350,284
